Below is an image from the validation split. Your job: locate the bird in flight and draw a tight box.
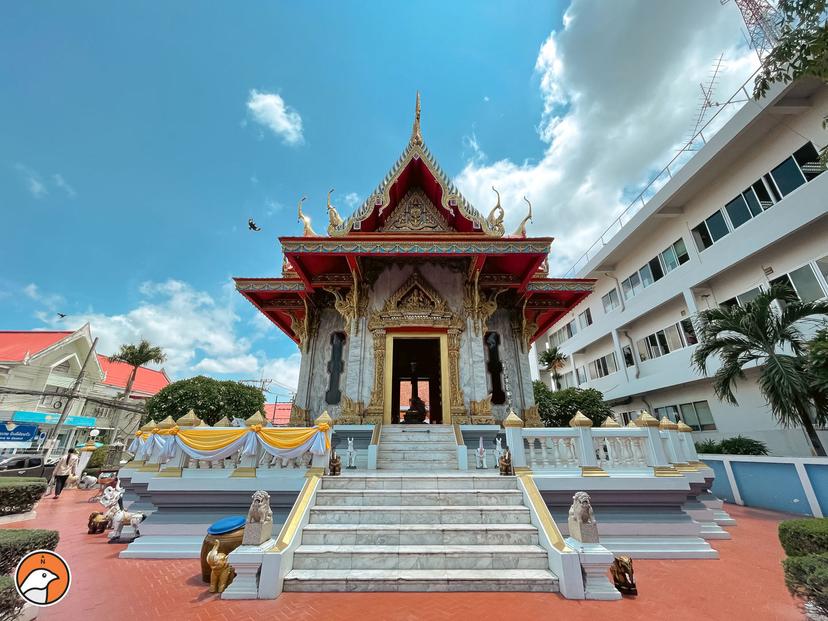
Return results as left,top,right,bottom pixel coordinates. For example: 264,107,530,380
248,218,261,232
56,313,67,319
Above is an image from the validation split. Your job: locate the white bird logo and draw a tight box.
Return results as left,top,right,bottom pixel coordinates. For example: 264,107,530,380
19,568,58,604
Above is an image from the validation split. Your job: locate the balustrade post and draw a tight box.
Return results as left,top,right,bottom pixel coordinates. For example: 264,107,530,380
678,422,702,464
569,412,605,476
159,410,202,477
312,411,333,471
637,411,677,475
658,416,692,469
232,411,266,478
139,415,176,471
503,411,526,468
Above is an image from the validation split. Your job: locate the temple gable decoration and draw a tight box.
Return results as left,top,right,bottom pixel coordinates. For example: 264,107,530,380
379,188,450,233
368,270,458,331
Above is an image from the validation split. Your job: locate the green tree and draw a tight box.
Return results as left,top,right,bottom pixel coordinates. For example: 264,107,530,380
692,284,828,456
754,0,828,163
532,381,612,427
807,326,828,400
145,376,265,426
108,339,166,441
538,346,568,389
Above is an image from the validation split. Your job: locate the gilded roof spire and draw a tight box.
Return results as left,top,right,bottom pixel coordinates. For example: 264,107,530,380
410,91,423,146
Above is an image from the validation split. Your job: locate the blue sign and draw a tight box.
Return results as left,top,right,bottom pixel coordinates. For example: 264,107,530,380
0,422,38,444
12,411,97,428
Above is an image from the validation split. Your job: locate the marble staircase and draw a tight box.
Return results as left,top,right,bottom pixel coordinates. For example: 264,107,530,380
375,424,458,471
283,472,559,592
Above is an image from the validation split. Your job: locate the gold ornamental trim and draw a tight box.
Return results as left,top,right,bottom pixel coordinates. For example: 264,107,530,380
270,468,323,552
514,467,573,553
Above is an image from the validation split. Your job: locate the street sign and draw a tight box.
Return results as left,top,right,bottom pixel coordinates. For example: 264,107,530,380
0,422,39,448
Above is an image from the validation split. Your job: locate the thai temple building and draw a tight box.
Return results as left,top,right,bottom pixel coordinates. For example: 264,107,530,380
235,93,594,429
118,96,733,600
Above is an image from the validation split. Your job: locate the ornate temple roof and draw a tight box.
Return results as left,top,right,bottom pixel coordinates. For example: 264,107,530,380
235,94,594,346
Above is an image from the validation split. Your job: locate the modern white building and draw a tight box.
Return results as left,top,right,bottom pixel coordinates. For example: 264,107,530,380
536,76,828,457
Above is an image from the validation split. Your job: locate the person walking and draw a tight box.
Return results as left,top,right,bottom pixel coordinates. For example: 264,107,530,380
52,448,78,499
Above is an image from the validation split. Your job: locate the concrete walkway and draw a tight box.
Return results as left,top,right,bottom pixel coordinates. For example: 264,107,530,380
2,489,803,620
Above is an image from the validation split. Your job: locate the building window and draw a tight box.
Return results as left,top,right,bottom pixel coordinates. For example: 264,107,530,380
484,332,506,405
622,345,635,367
691,221,714,252
578,308,593,330
816,255,828,284
679,401,717,431
724,195,753,229
655,405,680,423
794,142,824,182
560,371,574,389
588,352,618,380
770,156,806,197
621,272,642,300
575,366,588,385
679,318,698,345
602,288,620,313
325,332,346,405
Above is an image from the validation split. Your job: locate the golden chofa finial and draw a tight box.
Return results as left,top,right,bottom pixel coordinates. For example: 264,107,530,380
326,188,344,234
512,196,533,237
297,196,318,237
410,91,423,146
486,186,505,237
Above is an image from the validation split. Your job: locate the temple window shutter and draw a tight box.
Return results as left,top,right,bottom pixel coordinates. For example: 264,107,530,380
484,332,506,405
325,332,346,405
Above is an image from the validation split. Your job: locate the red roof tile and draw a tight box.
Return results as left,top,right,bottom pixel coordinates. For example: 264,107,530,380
0,331,73,362
96,354,170,397
264,402,292,426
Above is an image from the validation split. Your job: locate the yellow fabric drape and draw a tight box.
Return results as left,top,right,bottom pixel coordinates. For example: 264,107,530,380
258,425,330,450
175,428,248,452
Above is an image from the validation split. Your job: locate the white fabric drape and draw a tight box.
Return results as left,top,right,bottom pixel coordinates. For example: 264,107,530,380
170,431,259,462
257,432,327,460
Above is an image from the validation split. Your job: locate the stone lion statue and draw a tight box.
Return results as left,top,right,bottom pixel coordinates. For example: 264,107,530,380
247,490,273,524
568,491,595,525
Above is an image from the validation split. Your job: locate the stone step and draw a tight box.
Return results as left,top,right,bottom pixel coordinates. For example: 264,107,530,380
321,475,517,490
301,523,540,546
378,441,458,450
314,489,525,506
282,569,559,592
376,450,457,461
291,544,550,570
308,505,531,525
376,460,458,470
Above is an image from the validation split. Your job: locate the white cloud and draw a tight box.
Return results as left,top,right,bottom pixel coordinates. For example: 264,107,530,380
343,192,361,208
260,353,302,393
13,165,77,199
14,164,48,198
35,279,301,391
246,90,304,146
23,283,65,310
52,174,76,198
454,0,758,276
483,96,490,103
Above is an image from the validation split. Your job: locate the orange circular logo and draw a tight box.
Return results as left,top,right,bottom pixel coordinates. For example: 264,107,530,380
14,550,71,607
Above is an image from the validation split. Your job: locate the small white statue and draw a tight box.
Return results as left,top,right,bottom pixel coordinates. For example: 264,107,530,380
568,491,599,544
494,437,504,463
346,437,356,469
99,483,144,542
243,490,274,545
476,436,486,469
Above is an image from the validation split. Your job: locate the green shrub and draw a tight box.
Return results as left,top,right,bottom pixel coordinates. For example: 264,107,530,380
780,519,828,557
0,528,60,575
783,552,828,617
695,439,721,454
88,445,108,469
718,435,769,455
0,478,47,516
0,575,23,621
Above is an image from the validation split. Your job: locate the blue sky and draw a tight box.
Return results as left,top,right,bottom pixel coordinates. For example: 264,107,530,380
0,1,755,398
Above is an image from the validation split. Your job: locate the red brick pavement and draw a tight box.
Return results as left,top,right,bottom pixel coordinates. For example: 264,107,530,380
2,490,803,621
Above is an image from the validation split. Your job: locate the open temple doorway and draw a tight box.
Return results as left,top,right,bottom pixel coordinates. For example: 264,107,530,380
390,337,443,424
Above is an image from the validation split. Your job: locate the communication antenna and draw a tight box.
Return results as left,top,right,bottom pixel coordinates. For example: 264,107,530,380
721,0,782,60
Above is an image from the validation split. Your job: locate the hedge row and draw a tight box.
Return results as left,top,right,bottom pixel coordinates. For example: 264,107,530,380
780,518,828,617
0,478,47,517
0,529,60,575
0,575,23,621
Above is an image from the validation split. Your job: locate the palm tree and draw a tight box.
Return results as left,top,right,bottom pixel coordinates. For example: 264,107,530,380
539,346,568,390
109,340,166,442
692,284,828,456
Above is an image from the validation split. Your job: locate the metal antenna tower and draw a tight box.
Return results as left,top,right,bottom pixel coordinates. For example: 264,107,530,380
721,0,782,59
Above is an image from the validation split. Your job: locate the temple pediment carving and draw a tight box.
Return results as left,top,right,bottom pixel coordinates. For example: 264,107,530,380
368,270,460,331
379,188,450,233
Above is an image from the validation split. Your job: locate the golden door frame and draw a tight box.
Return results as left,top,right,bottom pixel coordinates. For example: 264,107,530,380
383,331,451,425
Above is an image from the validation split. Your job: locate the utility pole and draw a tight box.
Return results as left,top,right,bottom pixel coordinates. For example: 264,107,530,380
45,337,98,460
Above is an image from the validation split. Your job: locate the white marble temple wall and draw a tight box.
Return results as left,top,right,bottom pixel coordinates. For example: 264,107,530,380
343,316,370,406
486,309,533,416
304,309,347,417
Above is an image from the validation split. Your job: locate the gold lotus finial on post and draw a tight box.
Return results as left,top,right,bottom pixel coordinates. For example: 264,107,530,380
569,411,593,428
411,91,423,146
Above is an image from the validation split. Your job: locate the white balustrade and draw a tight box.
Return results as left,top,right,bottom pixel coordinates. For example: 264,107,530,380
523,429,581,471
591,429,648,470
